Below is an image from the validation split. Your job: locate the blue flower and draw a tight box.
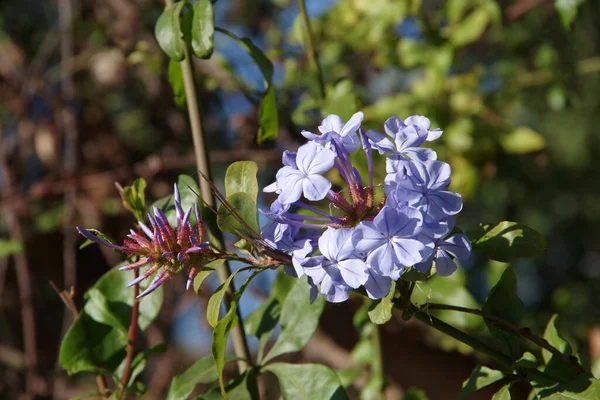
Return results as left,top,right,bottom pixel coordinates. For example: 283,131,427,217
302,112,363,153
386,160,463,220
365,115,440,162
353,206,431,278
303,228,369,303
414,219,471,276
272,141,336,204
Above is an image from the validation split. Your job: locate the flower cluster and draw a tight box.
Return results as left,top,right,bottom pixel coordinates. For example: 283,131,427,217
77,184,214,298
262,112,471,303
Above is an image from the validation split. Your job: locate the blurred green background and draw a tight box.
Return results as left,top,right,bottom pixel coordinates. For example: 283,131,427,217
1,0,599,398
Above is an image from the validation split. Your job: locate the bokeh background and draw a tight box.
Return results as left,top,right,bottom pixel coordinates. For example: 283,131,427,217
1,0,600,398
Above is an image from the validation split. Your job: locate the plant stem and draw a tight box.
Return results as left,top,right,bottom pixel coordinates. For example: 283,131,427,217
120,269,140,397
423,303,585,373
298,0,326,102
371,324,384,388
163,0,252,373
405,304,513,367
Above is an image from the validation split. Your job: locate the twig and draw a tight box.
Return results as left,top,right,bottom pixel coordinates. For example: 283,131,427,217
163,0,252,373
119,268,140,397
49,281,110,398
298,0,326,102
423,303,586,373
0,129,38,400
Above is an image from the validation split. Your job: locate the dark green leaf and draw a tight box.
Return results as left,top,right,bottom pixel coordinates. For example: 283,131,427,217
271,270,297,304
206,267,248,328
190,0,214,58
166,356,218,400
263,362,349,400
154,174,203,227
155,2,186,61
258,85,278,144
83,288,129,334
168,59,186,108
115,342,167,387
533,373,600,399
193,265,219,295
368,281,395,325
514,352,538,369
263,277,325,363
542,314,579,381
216,192,260,238
224,161,259,200
483,266,524,359
457,365,506,400
491,385,511,400
402,387,429,400
469,221,547,262
244,296,281,363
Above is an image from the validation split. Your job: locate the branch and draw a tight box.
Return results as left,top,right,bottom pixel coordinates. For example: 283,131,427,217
298,0,326,102
423,303,585,373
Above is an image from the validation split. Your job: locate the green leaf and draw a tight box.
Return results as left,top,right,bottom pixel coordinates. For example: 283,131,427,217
115,342,167,387
263,362,349,400
258,85,278,144
0,239,23,257
457,365,506,400
206,267,248,328
59,312,127,375
469,221,547,262
533,373,600,399
368,281,395,325
216,192,260,238
271,270,297,304
263,277,325,363
483,266,524,359
216,28,277,144
168,59,186,108
212,306,239,398
119,178,147,222
193,265,219,295
166,356,218,400
323,79,359,121
542,314,579,381
360,375,384,400
155,174,203,227
592,356,600,379
500,127,546,155
492,385,511,400
555,0,584,30
514,352,538,369
190,0,214,58
83,289,129,334
244,296,281,363
155,1,186,61
224,161,259,200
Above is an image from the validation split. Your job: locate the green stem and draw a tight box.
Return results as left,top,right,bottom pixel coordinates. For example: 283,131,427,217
371,324,384,389
163,0,252,373
405,304,513,367
298,0,326,102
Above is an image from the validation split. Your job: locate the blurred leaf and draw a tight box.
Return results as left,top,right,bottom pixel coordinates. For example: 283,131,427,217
449,6,491,47
351,338,374,366
224,161,259,200
155,1,186,61
263,277,325,363
491,385,511,400
468,221,547,262
337,368,364,388
119,178,147,222
190,0,214,58
483,266,524,359
402,387,429,400
360,375,384,400
0,239,23,257
166,356,218,400
457,365,506,400
368,281,396,325
500,127,546,154
244,296,281,363
323,79,359,120
168,59,186,108
593,356,600,379
216,192,260,238
555,0,584,29
263,362,349,400
258,85,278,144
